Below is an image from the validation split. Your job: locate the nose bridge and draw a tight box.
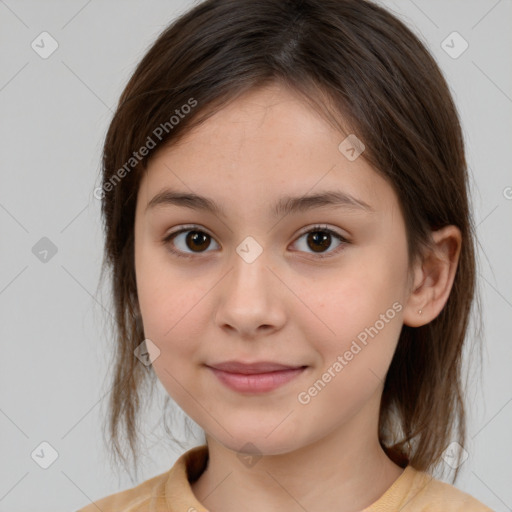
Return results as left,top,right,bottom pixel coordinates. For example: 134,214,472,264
215,238,285,334
227,239,273,304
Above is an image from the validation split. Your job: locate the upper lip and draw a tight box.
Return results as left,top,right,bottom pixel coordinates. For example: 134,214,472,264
207,361,306,374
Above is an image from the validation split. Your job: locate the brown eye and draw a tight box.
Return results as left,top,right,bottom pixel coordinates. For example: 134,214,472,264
163,227,220,258
306,231,332,252
184,231,211,252
292,225,348,259
162,224,349,260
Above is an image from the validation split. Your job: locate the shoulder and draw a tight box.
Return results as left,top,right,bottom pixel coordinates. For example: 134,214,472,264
393,467,494,511
416,475,494,511
75,444,209,512
75,469,170,512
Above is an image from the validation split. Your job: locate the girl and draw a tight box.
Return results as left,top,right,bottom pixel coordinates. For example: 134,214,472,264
78,0,493,510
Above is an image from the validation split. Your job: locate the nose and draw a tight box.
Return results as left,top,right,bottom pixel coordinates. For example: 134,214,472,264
214,246,287,339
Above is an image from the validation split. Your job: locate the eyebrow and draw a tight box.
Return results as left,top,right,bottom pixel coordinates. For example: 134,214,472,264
145,188,375,218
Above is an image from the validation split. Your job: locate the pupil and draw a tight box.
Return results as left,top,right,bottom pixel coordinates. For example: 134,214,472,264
188,231,209,251
309,231,330,252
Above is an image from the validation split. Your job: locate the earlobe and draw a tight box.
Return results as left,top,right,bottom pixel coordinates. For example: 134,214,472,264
402,225,462,328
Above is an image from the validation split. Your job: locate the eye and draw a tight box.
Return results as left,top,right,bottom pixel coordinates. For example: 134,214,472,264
161,224,349,259
291,224,349,259
162,225,219,259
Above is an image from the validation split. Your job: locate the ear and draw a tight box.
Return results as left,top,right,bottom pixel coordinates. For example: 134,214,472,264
403,225,462,327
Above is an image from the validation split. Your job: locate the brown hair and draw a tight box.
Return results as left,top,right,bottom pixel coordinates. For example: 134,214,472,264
96,0,481,483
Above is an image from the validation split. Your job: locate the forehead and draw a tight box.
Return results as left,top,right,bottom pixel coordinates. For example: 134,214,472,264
138,84,399,218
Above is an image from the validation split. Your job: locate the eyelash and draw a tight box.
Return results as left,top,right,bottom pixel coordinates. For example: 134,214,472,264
161,224,349,260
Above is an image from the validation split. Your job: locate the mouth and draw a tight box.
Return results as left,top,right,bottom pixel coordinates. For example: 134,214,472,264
205,361,308,393
207,360,306,374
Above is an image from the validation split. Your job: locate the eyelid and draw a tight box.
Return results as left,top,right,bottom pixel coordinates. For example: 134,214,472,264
295,223,348,239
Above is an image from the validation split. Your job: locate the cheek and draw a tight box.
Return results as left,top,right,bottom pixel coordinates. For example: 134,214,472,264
137,274,207,349
136,234,189,326
135,243,206,361
294,274,404,419
136,266,208,408
315,269,404,336
302,250,407,377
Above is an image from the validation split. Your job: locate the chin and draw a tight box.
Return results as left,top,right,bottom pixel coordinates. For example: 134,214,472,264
210,429,303,457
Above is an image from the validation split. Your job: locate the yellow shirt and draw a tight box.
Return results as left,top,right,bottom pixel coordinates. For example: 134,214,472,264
76,444,494,511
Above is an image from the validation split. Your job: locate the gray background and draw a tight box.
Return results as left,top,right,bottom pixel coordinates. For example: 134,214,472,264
1,1,511,511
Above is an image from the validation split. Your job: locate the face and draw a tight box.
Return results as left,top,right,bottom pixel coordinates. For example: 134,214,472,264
134,83,413,455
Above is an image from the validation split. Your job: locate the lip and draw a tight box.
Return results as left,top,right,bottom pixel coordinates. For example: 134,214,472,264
208,360,305,374
206,361,307,393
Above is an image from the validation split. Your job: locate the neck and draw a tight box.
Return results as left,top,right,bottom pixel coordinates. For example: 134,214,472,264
190,392,404,512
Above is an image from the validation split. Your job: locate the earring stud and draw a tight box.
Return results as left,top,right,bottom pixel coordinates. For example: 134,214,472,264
418,309,423,315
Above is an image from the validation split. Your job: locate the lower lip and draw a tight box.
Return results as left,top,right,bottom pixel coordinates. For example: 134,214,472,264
208,366,306,393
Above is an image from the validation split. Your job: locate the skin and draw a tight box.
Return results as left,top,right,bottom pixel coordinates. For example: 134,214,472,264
133,83,461,512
